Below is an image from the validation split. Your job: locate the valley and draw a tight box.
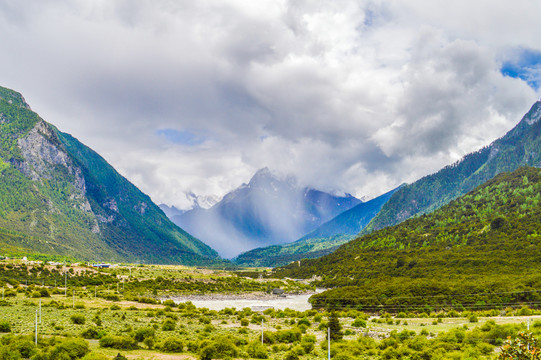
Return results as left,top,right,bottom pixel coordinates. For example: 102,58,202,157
1,88,541,360
1,259,540,360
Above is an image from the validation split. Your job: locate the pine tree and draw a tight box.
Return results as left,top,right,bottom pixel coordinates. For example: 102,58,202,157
327,312,343,341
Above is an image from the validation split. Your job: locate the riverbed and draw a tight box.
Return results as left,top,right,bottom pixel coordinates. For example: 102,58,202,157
169,292,319,312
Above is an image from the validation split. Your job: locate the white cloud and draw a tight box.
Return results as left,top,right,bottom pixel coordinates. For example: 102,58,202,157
0,0,539,210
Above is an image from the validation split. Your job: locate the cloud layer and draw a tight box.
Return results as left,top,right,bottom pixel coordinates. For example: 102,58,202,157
0,0,540,209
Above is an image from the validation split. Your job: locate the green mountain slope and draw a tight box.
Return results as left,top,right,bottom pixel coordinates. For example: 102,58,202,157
276,167,541,311
233,186,400,267
0,85,220,265
364,101,541,233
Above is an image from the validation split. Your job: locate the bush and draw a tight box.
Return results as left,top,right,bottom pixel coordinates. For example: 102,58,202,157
351,318,367,328
247,341,268,359
199,336,238,360
300,335,316,354
284,350,299,360
50,338,90,359
102,294,120,301
81,327,100,339
162,299,177,307
162,319,176,331
99,335,138,350
297,317,311,327
275,329,302,343
134,327,155,342
0,321,11,333
160,337,184,353
70,314,86,325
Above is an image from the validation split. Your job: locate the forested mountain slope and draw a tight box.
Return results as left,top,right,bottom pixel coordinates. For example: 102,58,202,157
365,101,541,233
0,86,220,265
276,167,541,311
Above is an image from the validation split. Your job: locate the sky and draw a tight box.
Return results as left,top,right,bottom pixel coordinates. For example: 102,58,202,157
0,0,540,210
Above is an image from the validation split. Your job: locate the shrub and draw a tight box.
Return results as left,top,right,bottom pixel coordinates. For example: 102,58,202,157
199,336,238,360
70,314,86,325
300,335,316,354
284,350,299,360
0,321,11,333
134,327,155,342
162,299,176,307
99,335,138,350
9,337,36,358
240,318,249,327
297,317,311,327
247,340,268,359
102,294,120,301
50,338,90,359
351,318,367,328
160,337,184,353
162,319,176,331
275,329,302,343
199,317,211,324
81,327,100,339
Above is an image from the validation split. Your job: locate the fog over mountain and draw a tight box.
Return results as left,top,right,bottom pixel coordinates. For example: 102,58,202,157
168,168,361,258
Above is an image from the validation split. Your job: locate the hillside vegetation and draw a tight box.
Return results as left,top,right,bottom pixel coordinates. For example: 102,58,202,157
365,101,541,233
0,86,220,265
276,167,541,312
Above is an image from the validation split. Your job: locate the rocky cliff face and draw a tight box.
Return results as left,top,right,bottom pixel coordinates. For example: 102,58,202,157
16,120,92,214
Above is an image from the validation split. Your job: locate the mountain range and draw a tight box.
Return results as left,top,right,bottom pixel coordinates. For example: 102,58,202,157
168,168,362,258
0,86,220,265
234,100,541,267
233,185,401,267
364,100,541,233
1,83,539,269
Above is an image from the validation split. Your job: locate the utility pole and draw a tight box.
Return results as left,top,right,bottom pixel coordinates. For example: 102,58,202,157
328,327,331,360
39,299,41,324
261,318,264,345
64,271,67,297
35,309,38,345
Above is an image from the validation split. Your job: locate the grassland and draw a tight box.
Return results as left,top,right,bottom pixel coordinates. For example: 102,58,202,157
1,259,540,359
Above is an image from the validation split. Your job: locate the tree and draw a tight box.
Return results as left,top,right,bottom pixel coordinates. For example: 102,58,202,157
327,312,343,341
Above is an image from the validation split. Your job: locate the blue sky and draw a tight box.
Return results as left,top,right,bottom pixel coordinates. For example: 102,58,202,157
0,1,539,209
156,129,207,147
501,48,541,90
